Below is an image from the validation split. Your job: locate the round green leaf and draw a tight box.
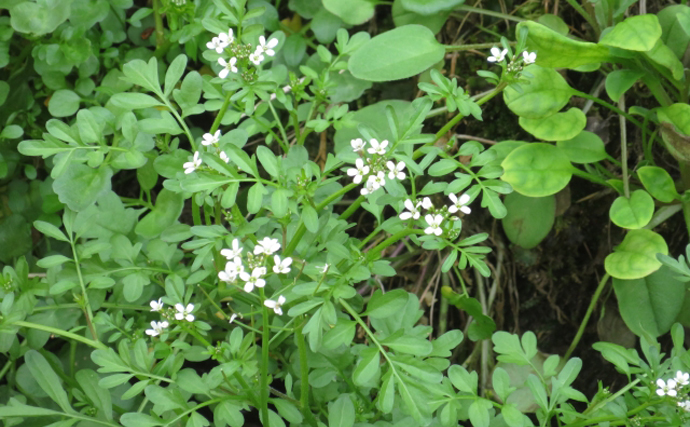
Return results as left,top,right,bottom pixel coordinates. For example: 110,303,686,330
613,266,685,337
400,0,464,15
323,0,374,25
134,189,184,238
392,0,449,33
501,193,555,249
10,0,71,36
53,164,113,211
349,25,445,82
519,108,586,141
556,131,607,164
604,229,668,280
600,14,662,51
48,90,81,118
518,21,609,68
501,143,573,197
605,69,644,102
503,65,573,119
609,190,654,229
638,166,679,203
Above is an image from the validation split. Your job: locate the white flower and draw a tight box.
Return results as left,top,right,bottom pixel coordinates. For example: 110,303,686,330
174,303,195,322
183,151,202,174
674,371,690,386
218,29,234,46
221,238,243,259
254,237,281,255
273,255,292,274
347,158,370,184
656,378,678,397
257,36,279,56
150,298,164,312
218,257,243,282
239,267,267,292
386,161,406,180
220,151,230,163
264,295,286,315
249,49,264,66
351,138,366,152
218,57,238,78
424,214,444,236
421,197,433,210
367,139,388,155
202,130,221,146
206,36,228,54
678,400,690,412
145,320,169,337
317,263,329,274
448,193,471,215
399,199,421,220
361,174,381,195
522,51,537,64
487,47,508,63
372,171,386,187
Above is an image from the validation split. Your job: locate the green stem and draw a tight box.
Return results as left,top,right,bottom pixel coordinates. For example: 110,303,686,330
453,6,526,22
618,97,630,198
564,0,600,35
151,0,169,57
267,100,290,152
564,274,609,361
69,237,98,342
163,398,224,426
210,92,233,134
192,197,202,226
259,288,271,427
0,359,12,383
679,162,690,238
295,318,317,426
444,41,518,51
13,320,107,350
163,98,196,151
365,229,423,261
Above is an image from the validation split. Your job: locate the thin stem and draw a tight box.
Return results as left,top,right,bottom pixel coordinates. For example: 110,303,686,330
453,5,526,22
267,100,290,152
259,288,271,427
152,0,167,55
564,274,610,360
70,237,98,342
679,162,690,238
210,92,233,134
564,0,600,35
163,98,196,151
295,318,317,427
13,321,107,350
0,359,12,383
618,97,630,198
445,41,518,51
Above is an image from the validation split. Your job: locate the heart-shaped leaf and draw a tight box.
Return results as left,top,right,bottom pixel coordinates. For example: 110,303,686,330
609,190,655,229
605,229,668,279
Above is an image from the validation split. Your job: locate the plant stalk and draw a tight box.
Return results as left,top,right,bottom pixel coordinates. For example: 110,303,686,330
564,274,610,361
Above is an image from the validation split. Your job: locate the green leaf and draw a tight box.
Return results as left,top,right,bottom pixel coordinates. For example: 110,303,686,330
353,347,379,385
526,375,548,410
613,266,685,338
48,90,81,118
0,403,62,417
492,367,514,402
328,395,355,427
658,5,690,59
164,54,187,97
349,25,445,82
638,166,679,203
10,0,71,36
609,190,654,229
519,108,586,141
600,14,662,51
644,39,685,81
501,193,555,249
468,399,492,427
110,93,164,109
323,0,374,25
518,21,609,68
392,0,449,34
302,204,319,233
501,143,573,197
503,65,573,119
53,165,113,211
122,57,161,94
365,289,409,319
120,413,162,427
381,334,433,356
605,229,668,279
256,146,279,177
323,319,356,349
400,0,464,15
135,189,184,238
448,365,477,394
271,188,289,217
247,182,266,214
501,404,524,427
215,400,244,427
376,371,396,413
25,350,73,413
37,254,72,268
34,220,69,242
556,131,607,164
77,109,103,144
605,69,644,102
76,369,113,420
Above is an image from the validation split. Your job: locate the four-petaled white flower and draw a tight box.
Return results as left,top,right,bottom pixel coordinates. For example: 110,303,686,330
424,214,444,236
317,263,329,274
347,158,370,184
218,57,238,78
386,161,406,180
273,255,292,274
674,371,690,386
240,267,267,292
487,47,508,63
218,29,234,47
183,151,202,174
206,36,228,54
150,298,164,312
522,51,537,64
656,378,678,397
257,36,279,56
202,130,221,146
399,199,421,220
264,295,286,315
254,237,281,255
220,151,230,163
678,400,690,412
421,197,433,210
367,139,388,155
218,257,244,282
351,138,366,152
249,50,264,66
372,171,386,187
361,174,381,195
448,193,472,215
174,303,195,322
221,238,243,259
145,320,169,337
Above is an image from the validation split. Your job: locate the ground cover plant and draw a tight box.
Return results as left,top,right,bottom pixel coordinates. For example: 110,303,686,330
1,0,690,426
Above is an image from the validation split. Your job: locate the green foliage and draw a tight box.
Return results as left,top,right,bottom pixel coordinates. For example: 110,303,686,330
501,193,555,249
501,143,573,197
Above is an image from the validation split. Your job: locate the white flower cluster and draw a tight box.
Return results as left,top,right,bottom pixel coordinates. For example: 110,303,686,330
399,194,471,237
487,47,537,72
656,371,690,412
206,28,279,79
145,298,195,337
218,237,289,316
346,138,407,196
183,130,230,174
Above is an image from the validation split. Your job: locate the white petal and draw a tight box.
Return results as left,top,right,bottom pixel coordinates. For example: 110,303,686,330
244,282,254,292
461,206,471,214
264,299,277,308
278,295,286,304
